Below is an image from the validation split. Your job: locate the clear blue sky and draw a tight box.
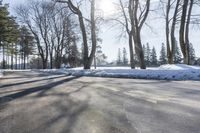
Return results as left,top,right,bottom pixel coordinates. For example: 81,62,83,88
3,0,200,62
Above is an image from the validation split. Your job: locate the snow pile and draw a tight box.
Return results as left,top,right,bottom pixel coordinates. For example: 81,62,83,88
34,69,71,75
2,64,200,80
158,64,200,70
62,64,200,80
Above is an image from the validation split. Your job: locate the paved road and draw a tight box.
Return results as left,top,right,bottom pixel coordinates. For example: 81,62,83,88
0,71,200,133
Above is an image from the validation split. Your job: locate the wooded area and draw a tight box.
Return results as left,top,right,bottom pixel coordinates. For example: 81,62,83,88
0,0,199,69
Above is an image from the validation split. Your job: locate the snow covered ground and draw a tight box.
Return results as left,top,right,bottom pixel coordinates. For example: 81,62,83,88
1,64,200,80
58,64,200,80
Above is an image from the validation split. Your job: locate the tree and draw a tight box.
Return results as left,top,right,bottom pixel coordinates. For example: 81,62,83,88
179,0,194,65
19,26,35,69
146,43,151,67
162,0,181,64
189,43,196,64
94,45,107,67
113,0,135,69
122,47,128,65
56,0,98,69
150,46,158,66
173,41,182,64
117,48,122,65
16,0,78,69
0,3,19,69
66,36,81,67
143,44,147,64
16,1,49,69
159,43,167,65
0,3,10,69
129,0,150,69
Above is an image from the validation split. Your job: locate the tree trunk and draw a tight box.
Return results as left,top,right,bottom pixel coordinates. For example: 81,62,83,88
50,51,53,69
128,33,135,69
179,0,189,64
15,45,18,69
133,35,146,69
67,0,96,70
185,0,194,65
23,52,26,69
94,55,97,69
2,44,5,69
166,0,172,64
88,0,97,69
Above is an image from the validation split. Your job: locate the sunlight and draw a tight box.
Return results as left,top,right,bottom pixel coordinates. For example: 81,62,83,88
99,0,116,16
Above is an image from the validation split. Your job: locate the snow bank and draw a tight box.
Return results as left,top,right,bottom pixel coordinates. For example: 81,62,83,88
2,64,200,80
61,64,200,80
34,69,71,75
158,64,200,70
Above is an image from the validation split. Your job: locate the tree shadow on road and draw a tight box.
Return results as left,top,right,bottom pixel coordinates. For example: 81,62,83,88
0,75,68,89
0,76,81,104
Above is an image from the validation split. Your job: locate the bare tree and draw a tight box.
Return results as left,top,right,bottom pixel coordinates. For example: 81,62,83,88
56,0,97,69
161,0,197,64
16,1,49,69
113,0,135,69
129,0,150,69
16,0,77,69
179,0,194,65
162,0,181,64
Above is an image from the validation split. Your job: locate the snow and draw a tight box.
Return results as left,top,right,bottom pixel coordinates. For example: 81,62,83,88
158,64,200,70
59,64,200,80
1,64,200,80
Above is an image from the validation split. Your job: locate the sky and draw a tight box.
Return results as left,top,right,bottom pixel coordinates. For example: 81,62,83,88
2,0,200,62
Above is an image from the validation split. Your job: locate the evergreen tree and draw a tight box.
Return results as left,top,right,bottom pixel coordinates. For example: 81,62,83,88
189,43,196,64
0,3,10,69
0,3,19,69
150,46,158,66
68,37,81,67
143,44,147,65
117,48,122,65
95,45,107,66
173,41,182,64
159,43,167,65
146,43,151,67
122,47,128,65
19,26,35,69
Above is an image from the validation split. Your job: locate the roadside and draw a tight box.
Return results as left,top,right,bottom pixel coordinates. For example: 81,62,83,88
1,64,200,80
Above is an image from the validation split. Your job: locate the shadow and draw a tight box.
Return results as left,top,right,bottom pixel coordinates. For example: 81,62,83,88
0,76,81,104
0,76,32,80
0,75,68,89
46,97,89,133
36,84,88,98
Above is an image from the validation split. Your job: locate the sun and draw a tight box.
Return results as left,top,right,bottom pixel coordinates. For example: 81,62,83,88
99,0,116,16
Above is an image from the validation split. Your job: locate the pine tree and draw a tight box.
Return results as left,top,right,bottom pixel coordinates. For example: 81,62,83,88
68,37,81,67
117,48,122,65
19,26,34,69
189,43,196,64
173,41,182,64
122,47,128,65
143,44,147,65
0,3,19,69
95,45,107,66
0,3,10,69
146,43,151,67
150,46,158,66
159,43,167,65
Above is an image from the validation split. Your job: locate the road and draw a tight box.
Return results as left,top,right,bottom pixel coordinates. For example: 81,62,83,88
0,71,200,133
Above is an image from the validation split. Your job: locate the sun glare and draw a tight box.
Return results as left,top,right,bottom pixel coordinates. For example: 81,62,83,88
99,0,116,16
